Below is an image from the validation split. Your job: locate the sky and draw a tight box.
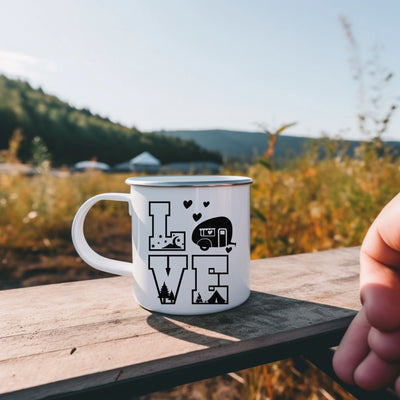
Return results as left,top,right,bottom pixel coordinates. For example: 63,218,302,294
0,0,399,140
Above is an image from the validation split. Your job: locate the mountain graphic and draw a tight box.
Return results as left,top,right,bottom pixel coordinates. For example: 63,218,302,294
163,242,181,249
207,290,226,304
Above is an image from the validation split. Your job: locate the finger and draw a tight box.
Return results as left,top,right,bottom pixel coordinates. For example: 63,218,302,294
361,276,400,332
395,375,400,397
333,308,370,385
361,192,400,269
360,194,400,331
354,351,400,391
368,327,400,362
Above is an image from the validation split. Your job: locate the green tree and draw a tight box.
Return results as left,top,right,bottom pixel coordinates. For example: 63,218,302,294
31,136,51,172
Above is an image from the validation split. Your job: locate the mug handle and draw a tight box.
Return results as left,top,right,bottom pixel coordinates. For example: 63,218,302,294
71,193,133,276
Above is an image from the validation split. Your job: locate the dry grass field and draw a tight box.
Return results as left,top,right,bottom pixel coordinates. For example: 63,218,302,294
1,143,400,399
2,143,399,287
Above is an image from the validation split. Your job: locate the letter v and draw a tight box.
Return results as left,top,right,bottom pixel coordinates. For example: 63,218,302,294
149,255,188,304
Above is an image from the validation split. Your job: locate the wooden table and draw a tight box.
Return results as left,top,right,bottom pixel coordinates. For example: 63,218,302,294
0,247,361,399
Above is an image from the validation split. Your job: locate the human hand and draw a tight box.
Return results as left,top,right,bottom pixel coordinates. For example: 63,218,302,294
333,193,400,395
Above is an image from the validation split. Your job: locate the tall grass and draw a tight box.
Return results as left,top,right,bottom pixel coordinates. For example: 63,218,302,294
0,171,130,252
1,145,400,268
249,143,400,259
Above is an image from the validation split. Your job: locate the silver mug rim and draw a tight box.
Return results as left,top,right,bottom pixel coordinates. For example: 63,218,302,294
125,175,253,187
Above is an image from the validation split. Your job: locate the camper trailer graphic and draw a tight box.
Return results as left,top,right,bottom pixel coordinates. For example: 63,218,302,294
192,216,235,251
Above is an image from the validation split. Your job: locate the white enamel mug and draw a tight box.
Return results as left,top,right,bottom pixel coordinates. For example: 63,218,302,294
71,175,252,315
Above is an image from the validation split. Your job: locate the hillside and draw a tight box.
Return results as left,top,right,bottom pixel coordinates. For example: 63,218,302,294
157,129,400,162
2,74,399,168
0,76,221,166
157,129,308,161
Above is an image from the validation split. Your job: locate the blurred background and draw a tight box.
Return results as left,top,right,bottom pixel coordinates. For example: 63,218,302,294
1,1,399,399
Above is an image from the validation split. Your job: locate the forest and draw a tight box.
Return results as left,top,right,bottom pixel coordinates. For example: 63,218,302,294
0,75,222,166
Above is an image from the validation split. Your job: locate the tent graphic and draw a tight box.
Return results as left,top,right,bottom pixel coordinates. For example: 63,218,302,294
207,290,226,304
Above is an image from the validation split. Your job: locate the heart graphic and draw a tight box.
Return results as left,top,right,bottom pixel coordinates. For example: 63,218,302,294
203,201,210,207
183,200,193,209
193,213,202,222
226,247,232,253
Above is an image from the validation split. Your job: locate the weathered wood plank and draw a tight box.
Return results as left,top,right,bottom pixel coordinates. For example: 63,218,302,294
0,247,361,399
251,246,361,310
6,317,354,400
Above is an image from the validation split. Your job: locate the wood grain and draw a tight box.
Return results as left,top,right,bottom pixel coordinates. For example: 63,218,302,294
0,247,360,399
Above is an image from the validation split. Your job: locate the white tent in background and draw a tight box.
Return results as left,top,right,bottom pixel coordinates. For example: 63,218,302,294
72,160,111,172
129,151,161,173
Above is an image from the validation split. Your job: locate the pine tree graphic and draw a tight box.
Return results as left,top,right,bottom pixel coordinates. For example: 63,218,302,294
168,291,175,303
159,282,169,304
